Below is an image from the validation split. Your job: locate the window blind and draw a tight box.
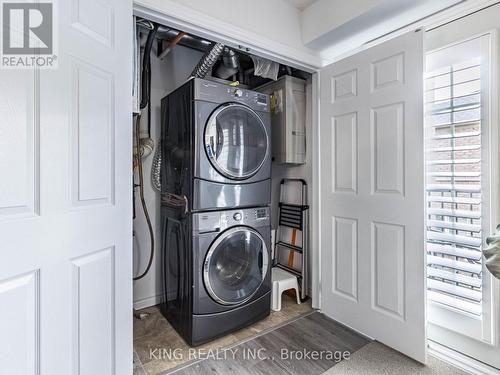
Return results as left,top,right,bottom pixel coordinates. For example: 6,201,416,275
425,58,482,316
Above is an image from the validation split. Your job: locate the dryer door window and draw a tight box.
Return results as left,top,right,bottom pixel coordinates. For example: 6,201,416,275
205,103,268,180
203,227,268,305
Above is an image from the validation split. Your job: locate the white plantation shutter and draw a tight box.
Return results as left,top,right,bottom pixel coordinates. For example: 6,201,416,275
425,55,483,316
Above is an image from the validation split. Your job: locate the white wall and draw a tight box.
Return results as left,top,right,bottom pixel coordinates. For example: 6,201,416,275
134,0,323,69
133,44,203,309
301,0,463,62
301,0,384,44
136,0,304,51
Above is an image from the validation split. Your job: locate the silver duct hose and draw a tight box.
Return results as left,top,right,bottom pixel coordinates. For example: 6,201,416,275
151,140,162,192
214,47,239,79
153,42,225,192
190,42,225,78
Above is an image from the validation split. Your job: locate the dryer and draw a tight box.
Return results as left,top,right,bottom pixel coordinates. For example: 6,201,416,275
160,206,271,346
160,78,271,211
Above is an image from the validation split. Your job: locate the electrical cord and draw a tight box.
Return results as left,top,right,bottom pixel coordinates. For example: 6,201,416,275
147,60,152,137
140,23,159,110
133,19,158,281
133,114,155,281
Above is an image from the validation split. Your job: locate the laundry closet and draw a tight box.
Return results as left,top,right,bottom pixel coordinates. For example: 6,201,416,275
131,17,314,344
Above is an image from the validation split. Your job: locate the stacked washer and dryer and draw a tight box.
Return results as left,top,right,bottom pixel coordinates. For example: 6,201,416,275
159,78,272,346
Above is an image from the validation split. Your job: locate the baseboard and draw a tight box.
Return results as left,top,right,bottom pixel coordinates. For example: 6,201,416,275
133,294,162,310
428,340,500,375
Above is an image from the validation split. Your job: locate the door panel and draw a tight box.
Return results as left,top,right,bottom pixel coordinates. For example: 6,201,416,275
0,271,39,375
332,112,357,192
320,30,426,362
372,222,405,319
371,103,405,194
0,1,132,374
70,59,115,206
71,248,115,375
0,69,37,217
332,217,358,301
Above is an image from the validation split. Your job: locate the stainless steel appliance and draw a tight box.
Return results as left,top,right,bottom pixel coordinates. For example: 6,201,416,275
160,78,271,211
160,206,271,345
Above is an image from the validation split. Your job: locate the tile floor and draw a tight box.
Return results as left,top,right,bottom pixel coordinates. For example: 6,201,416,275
133,295,313,375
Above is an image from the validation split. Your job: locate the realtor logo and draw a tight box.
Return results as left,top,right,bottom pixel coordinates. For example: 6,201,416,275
1,1,57,68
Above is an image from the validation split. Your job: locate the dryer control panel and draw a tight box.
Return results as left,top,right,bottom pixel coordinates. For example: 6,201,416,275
194,207,270,234
193,78,270,113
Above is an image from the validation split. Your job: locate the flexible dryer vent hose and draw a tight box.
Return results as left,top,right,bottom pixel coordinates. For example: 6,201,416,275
190,42,225,79
149,42,225,192
151,141,162,192
133,114,155,281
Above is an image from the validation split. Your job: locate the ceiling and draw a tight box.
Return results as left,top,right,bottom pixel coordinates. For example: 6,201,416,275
301,0,465,58
284,0,317,10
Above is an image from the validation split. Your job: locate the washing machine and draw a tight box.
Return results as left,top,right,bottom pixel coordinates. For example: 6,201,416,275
160,78,271,211
160,206,271,346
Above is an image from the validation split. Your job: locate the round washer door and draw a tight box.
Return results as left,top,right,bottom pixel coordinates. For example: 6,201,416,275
203,226,269,305
204,103,269,180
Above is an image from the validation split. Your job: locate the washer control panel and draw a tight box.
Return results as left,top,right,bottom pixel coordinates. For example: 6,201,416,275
255,208,268,220
194,207,270,233
194,78,270,113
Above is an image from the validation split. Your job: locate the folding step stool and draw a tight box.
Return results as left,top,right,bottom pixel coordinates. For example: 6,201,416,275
273,178,309,301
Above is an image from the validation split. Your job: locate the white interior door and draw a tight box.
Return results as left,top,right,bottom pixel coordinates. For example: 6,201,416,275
0,1,132,374
319,30,426,362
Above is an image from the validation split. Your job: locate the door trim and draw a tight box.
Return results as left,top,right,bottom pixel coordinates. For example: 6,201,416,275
428,340,500,375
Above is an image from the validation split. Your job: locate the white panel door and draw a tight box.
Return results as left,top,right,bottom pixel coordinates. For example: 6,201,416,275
0,1,133,375
320,30,426,362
